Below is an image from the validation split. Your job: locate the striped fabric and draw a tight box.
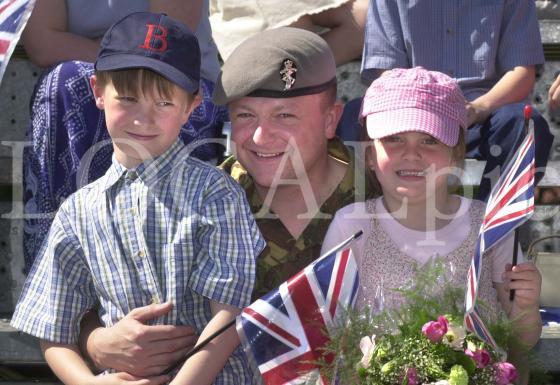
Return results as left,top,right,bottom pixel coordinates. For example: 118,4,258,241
361,0,544,101
12,140,265,383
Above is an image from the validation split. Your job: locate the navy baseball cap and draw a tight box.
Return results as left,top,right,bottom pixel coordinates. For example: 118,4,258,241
95,12,200,94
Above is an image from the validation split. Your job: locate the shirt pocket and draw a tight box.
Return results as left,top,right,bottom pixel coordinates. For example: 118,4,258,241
468,3,501,63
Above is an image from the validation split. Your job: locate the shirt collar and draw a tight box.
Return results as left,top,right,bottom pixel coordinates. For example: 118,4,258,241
101,140,186,191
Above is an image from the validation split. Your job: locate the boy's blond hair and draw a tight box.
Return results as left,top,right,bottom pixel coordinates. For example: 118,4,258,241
95,68,194,102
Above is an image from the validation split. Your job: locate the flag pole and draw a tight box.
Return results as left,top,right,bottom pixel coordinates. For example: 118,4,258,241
164,230,364,374
164,318,237,374
509,104,532,301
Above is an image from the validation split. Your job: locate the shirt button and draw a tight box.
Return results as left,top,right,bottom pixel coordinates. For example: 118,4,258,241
446,28,453,35
126,171,138,181
151,296,160,304
130,207,137,215
449,69,455,76
137,250,145,258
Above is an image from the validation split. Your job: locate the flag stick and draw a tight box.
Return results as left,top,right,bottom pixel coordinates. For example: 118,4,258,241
165,318,236,375
164,230,364,374
509,104,532,301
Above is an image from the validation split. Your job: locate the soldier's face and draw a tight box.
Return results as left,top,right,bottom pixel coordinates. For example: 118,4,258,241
229,94,339,190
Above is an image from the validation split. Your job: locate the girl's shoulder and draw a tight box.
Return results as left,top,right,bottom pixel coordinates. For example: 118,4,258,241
333,198,379,218
455,195,485,215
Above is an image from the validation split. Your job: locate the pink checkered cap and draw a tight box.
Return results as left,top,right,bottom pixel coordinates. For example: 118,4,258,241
360,67,468,146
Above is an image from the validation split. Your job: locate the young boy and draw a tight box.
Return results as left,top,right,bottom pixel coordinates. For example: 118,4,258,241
11,12,265,385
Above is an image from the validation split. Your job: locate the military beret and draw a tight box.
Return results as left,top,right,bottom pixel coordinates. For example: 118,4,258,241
212,27,337,105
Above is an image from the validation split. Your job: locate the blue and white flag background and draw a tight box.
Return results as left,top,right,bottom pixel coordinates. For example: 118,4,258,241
0,0,35,86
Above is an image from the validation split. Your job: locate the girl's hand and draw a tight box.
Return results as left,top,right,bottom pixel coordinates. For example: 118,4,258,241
502,262,542,312
88,372,169,385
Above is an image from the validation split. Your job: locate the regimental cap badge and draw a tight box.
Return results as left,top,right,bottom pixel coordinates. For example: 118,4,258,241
280,59,297,90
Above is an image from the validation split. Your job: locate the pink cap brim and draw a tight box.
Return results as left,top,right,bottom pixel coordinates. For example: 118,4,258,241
366,107,461,146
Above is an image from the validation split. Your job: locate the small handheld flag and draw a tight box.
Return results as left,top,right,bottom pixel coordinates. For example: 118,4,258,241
237,231,362,385
464,105,536,349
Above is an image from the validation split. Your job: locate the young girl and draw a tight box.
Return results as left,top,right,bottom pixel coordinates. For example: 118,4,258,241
322,67,542,383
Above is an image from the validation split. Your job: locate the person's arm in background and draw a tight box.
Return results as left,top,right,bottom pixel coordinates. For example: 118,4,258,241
548,74,560,109
360,0,408,83
150,0,203,32
465,65,536,127
467,0,542,127
21,0,100,67
22,0,205,69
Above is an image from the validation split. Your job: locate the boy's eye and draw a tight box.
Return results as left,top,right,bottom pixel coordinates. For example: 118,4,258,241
157,101,173,107
116,96,137,103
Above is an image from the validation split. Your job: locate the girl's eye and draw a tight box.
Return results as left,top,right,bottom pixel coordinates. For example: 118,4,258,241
381,136,402,143
422,137,439,145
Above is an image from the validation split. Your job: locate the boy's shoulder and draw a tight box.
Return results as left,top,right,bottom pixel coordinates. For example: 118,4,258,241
61,173,110,208
169,153,248,195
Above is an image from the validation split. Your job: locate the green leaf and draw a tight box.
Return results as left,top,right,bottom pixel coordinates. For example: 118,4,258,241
453,351,476,375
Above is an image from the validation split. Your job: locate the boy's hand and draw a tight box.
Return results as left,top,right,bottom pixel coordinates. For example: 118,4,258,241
88,372,169,385
502,262,541,312
89,302,198,376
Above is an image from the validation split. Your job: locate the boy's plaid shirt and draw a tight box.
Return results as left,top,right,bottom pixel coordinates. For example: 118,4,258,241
12,140,265,382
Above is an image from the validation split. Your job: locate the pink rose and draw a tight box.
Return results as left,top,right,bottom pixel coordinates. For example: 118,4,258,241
422,315,449,343
465,348,491,368
494,362,518,385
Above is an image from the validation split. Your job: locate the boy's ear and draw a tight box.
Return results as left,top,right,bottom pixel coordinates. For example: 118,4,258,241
183,93,202,122
90,75,105,110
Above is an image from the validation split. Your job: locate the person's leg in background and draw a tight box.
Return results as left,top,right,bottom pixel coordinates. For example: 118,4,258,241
466,102,553,201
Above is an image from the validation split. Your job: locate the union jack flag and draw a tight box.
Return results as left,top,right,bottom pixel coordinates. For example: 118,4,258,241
0,0,35,85
237,233,360,385
464,114,536,349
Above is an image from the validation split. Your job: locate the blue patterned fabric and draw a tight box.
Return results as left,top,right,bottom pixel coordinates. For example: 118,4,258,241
13,140,265,382
23,60,228,272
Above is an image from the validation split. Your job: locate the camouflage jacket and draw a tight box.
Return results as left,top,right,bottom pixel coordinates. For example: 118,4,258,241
220,138,377,300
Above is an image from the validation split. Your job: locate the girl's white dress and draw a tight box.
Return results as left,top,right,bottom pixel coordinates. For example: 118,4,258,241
322,196,522,321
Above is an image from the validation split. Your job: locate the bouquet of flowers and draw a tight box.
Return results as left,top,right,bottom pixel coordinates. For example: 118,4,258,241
317,260,517,385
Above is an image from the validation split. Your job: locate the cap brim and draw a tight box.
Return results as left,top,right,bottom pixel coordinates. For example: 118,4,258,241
95,54,198,94
366,108,460,146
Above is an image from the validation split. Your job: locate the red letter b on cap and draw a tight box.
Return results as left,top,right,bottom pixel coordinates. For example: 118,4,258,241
139,24,168,52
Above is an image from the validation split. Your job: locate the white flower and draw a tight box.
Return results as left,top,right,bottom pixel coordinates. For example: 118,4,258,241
359,334,376,367
424,381,450,385
443,324,466,350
